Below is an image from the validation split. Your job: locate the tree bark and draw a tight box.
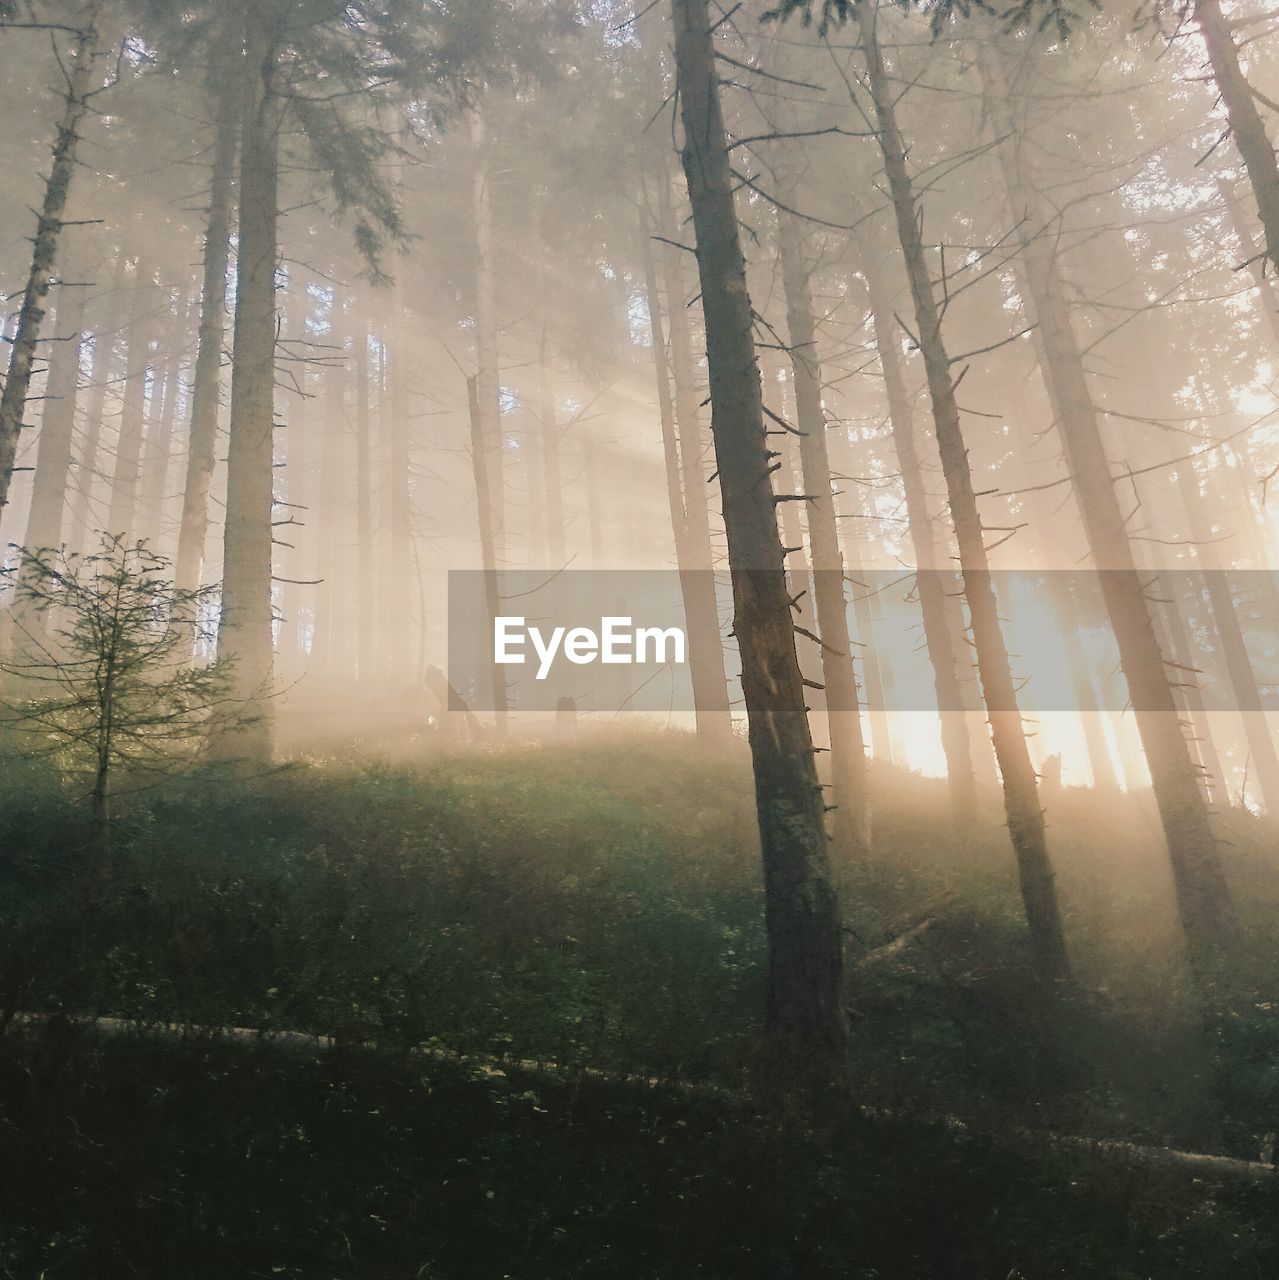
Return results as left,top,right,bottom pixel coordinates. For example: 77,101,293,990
213,2,284,764
175,43,240,600
982,46,1237,954
671,0,851,1094
778,213,870,855
862,12,1069,980
0,0,101,533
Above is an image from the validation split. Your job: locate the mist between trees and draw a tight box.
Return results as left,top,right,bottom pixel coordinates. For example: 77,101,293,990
4,2,1279,1254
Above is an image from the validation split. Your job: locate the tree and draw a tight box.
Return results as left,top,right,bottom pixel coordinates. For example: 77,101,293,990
670,0,851,1095
778,211,871,855
980,39,1238,954
0,537,233,860
846,2,1071,979
174,15,241,605
0,0,102,532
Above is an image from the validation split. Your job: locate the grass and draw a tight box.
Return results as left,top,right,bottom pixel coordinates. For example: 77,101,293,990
2,727,1278,1275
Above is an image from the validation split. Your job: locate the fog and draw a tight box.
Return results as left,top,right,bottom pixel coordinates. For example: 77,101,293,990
2,1,1279,1271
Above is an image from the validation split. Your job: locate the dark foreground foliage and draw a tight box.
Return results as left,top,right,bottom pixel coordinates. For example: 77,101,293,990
2,729,1278,1274
3,1028,1277,1280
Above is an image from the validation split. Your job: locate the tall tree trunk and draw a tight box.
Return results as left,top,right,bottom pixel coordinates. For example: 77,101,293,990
671,0,850,1093
316,319,346,677
534,191,566,566
21,231,90,553
982,46,1237,954
68,253,126,555
862,12,1069,980
468,375,507,735
213,3,283,764
639,200,732,738
655,168,723,597
387,272,411,686
139,293,190,553
779,213,870,855
470,107,505,565
0,0,101,532
355,318,375,685
1194,0,1279,272
176,49,240,599
106,258,154,540
855,226,980,821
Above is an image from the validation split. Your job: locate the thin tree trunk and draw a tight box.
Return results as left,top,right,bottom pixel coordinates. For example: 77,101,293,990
316,319,345,676
862,12,1069,980
139,294,189,552
106,258,154,540
388,270,411,686
68,254,125,556
470,107,505,564
0,0,101,532
671,0,850,1094
1194,0,1279,272
982,46,1237,954
468,375,507,735
213,3,283,764
355,318,374,685
639,199,732,737
21,231,90,553
175,46,240,599
534,191,566,566
856,227,980,821
779,213,870,855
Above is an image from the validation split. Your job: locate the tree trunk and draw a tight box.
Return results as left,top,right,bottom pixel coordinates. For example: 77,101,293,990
982,46,1237,954
388,267,411,687
1194,0,1279,272
175,46,240,600
468,375,507,735
671,0,850,1094
106,258,154,540
470,107,505,565
534,191,566,567
213,3,284,764
0,1,101,533
316,318,346,677
138,294,189,553
68,253,126,556
855,225,980,822
778,213,870,855
21,231,90,553
639,199,732,738
862,13,1069,980
355,317,375,685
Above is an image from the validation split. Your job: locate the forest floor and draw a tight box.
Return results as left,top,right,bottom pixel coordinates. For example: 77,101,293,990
2,729,1278,1276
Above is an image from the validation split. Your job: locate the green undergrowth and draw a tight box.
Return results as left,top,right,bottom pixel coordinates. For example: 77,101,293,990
2,728,1278,1162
